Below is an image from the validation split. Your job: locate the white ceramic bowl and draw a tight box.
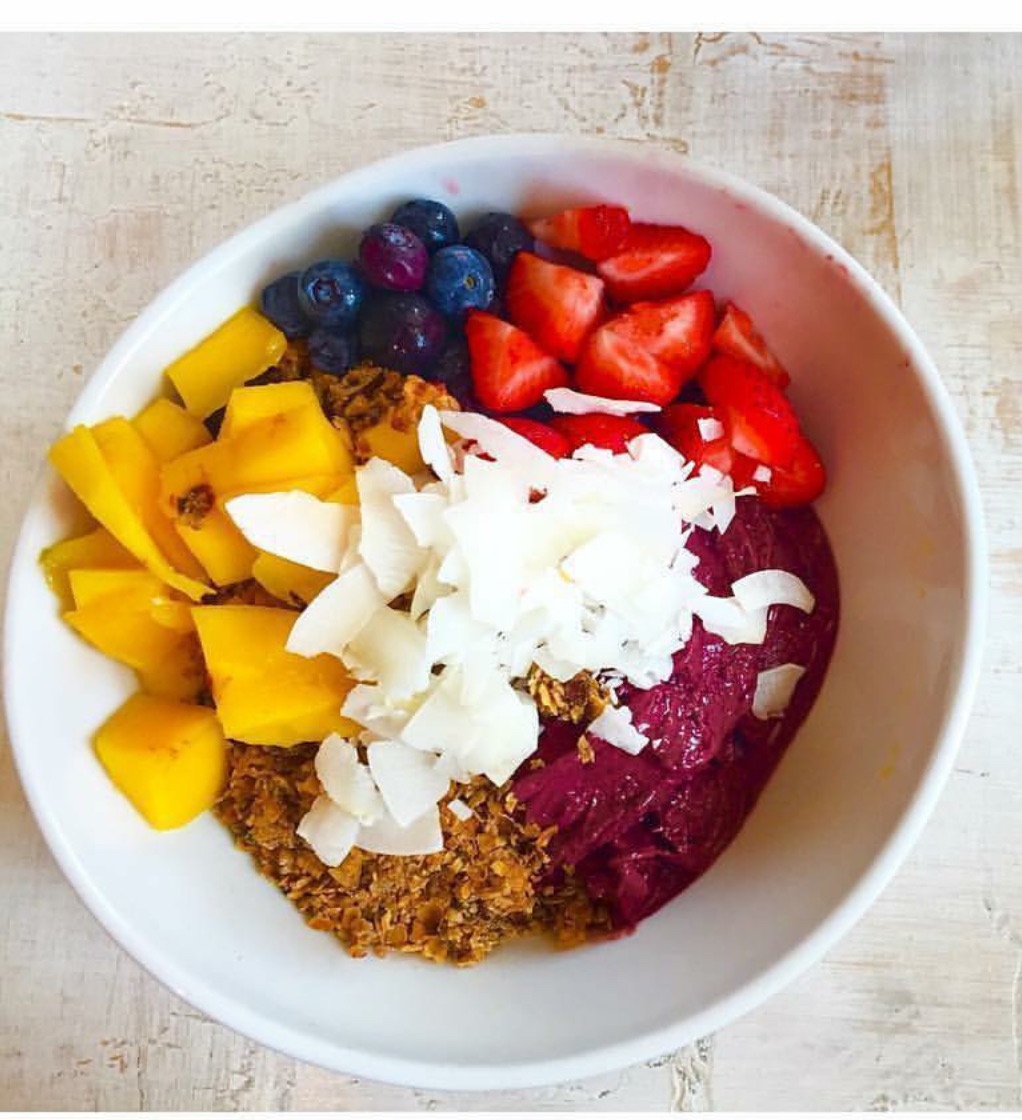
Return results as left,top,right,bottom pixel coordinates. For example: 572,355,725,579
5,135,985,1090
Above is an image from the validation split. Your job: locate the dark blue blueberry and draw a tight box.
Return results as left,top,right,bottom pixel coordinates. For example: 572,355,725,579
425,245,495,321
429,338,475,407
463,211,534,281
260,271,312,339
308,327,359,374
358,293,448,374
390,198,461,254
297,260,365,329
359,223,429,292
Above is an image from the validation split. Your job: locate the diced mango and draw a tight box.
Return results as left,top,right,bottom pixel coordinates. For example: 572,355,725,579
40,526,137,611
136,640,206,702
221,381,324,440
67,568,194,633
357,419,426,476
251,552,334,607
93,693,227,830
48,426,209,601
134,397,211,462
326,476,360,505
191,605,357,746
174,505,258,587
165,307,287,418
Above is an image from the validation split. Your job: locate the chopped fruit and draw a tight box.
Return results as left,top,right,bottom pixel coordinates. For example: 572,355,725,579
251,552,334,608
597,222,712,303
93,693,228,830
165,307,287,418
713,301,790,387
574,325,684,406
501,417,572,458
465,311,568,413
698,355,801,468
550,412,648,454
505,252,605,364
133,398,211,462
40,526,136,611
600,291,715,376
526,205,631,262
757,435,827,508
656,403,758,486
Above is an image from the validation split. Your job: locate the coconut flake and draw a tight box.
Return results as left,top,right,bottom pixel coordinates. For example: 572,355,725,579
357,458,428,598
225,491,356,573
417,403,454,483
356,805,444,856
752,464,773,484
732,569,816,614
696,416,726,442
752,663,806,719
447,798,473,821
693,595,770,645
586,704,649,755
345,606,432,700
285,563,383,658
367,741,451,827
314,733,385,824
296,795,360,867
543,387,662,417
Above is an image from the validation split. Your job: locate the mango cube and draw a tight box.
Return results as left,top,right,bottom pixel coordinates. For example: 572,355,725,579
220,381,325,440
251,552,334,607
165,307,287,418
40,526,137,611
93,693,227,829
134,398,211,462
357,419,426,476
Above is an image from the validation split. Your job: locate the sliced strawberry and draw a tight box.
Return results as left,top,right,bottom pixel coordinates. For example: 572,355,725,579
501,417,572,458
757,435,826,508
575,325,684,406
603,290,715,377
698,354,801,468
465,311,568,413
550,412,649,455
597,222,712,303
526,205,631,262
505,252,605,364
656,403,758,486
713,301,789,388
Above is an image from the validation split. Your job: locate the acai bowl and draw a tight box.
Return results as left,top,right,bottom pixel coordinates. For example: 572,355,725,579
4,135,984,1089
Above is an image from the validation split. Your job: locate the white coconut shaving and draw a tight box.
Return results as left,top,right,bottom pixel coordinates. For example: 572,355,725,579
225,491,356,573
752,663,807,720
543,387,662,416
586,704,649,755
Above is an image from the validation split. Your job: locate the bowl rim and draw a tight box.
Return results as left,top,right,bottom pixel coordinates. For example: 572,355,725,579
3,132,988,1090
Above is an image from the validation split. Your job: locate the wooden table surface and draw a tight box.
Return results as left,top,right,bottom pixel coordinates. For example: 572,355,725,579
1,32,1019,1111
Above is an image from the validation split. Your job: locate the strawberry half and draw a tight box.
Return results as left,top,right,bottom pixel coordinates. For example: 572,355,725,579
505,252,605,364
501,417,572,458
655,403,758,487
465,311,568,413
757,435,826,508
603,290,715,377
698,355,801,468
550,412,649,455
597,222,712,303
575,326,685,406
526,205,631,262
713,302,789,388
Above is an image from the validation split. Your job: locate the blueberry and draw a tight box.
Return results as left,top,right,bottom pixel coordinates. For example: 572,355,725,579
390,198,460,254
260,271,311,339
425,245,495,321
308,327,359,374
359,293,448,374
359,223,429,292
298,260,365,330
430,339,476,408
464,212,534,281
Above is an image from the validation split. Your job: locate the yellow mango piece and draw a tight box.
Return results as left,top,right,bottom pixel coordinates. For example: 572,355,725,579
136,640,206,702
358,419,426,476
326,476,360,505
134,397,211,462
220,381,324,440
165,307,287,418
174,505,258,587
40,526,137,611
48,426,209,601
251,552,333,608
92,418,206,582
93,693,227,830
67,568,195,633
66,597,187,671
191,605,356,746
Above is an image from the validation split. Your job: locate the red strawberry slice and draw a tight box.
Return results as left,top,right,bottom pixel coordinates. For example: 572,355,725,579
550,412,649,455
575,326,684,406
597,222,712,303
501,417,572,458
526,205,631,262
505,252,605,364
465,311,568,413
713,301,789,387
603,290,715,377
698,354,801,467
757,435,827,508
655,403,758,486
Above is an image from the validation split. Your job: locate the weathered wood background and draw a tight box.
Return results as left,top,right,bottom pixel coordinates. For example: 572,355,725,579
0,32,1019,1111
